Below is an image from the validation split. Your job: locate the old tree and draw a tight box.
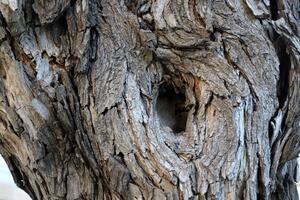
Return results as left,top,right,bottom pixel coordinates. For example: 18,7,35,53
0,0,300,199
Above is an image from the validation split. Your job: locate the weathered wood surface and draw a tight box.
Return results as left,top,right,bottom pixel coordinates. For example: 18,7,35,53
0,0,299,199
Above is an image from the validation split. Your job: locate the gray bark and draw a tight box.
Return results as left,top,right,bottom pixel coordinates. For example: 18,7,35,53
0,0,299,199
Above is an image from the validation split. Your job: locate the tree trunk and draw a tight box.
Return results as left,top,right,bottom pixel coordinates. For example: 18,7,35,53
0,0,299,199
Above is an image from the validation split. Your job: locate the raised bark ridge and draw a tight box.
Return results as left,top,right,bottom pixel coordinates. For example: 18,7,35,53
0,0,299,199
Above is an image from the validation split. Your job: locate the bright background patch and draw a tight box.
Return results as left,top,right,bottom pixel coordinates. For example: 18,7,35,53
0,156,31,200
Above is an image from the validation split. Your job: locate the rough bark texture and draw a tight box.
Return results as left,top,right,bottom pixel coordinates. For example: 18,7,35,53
0,0,300,199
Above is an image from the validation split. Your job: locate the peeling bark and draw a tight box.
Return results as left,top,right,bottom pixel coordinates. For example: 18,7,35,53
0,0,300,199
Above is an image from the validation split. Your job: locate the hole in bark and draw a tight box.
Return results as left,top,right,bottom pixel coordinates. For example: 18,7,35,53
89,27,98,62
276,39,291,108
156,83,188,133
270,0,278,20
46,12,68,46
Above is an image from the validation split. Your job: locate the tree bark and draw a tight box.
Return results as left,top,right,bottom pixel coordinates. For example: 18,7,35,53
0,0,299,199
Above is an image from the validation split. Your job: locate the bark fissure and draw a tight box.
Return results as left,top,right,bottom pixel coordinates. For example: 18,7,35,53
270,0,279,20
276,39,291,108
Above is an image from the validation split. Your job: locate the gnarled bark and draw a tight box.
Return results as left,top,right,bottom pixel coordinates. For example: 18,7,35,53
0,0,300,199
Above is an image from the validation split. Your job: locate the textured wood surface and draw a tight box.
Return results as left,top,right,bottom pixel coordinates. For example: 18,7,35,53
0,0,299,199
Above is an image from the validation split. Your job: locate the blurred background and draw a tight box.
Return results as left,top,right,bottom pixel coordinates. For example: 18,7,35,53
0,156,31,200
